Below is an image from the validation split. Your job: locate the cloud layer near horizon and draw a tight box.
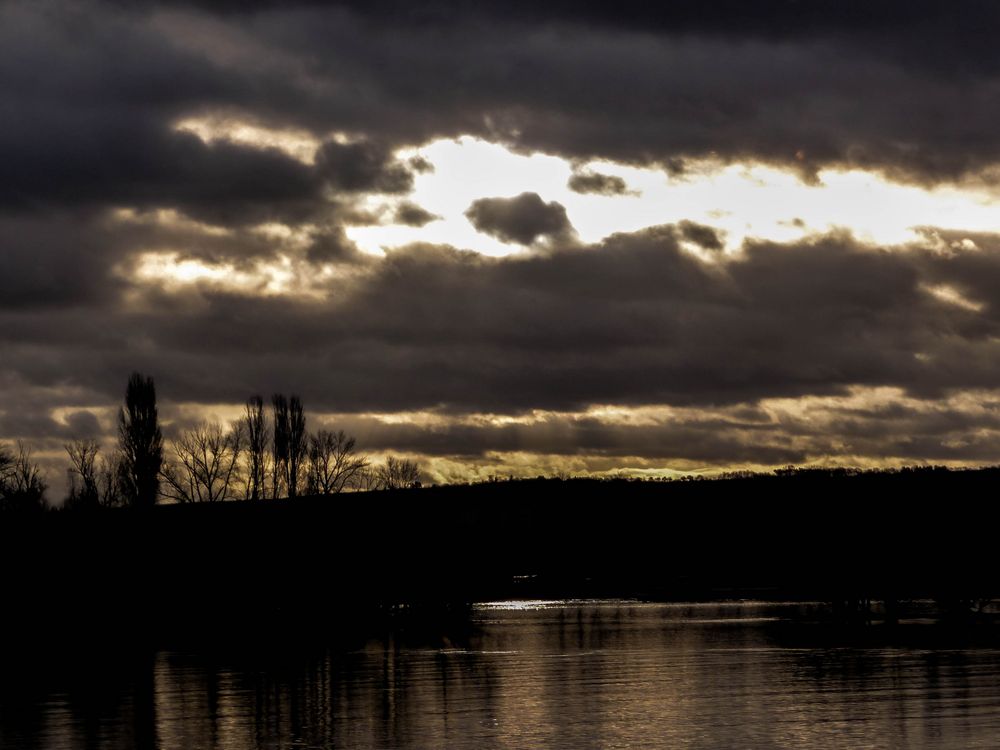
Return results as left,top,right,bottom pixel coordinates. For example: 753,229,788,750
5,226,1000,475
4,0,1000,492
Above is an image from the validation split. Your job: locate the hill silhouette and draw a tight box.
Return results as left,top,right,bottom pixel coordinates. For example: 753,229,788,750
2,469,998,644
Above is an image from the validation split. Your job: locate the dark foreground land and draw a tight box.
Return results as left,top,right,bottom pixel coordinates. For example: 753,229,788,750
3,470,999,642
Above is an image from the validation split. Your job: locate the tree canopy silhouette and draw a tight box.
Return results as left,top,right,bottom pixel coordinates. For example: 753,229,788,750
118,372,163,508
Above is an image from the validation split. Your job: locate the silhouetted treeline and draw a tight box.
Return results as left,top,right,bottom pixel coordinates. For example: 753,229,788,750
9,370,993,513
23,372,422,509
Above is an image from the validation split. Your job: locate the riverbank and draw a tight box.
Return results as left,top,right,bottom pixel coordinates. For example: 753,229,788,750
2,473,997,641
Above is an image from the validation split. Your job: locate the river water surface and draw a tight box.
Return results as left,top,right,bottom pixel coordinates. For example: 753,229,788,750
3,601,1000,749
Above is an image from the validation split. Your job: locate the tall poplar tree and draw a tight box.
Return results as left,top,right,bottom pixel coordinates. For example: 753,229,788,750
118,372,163,507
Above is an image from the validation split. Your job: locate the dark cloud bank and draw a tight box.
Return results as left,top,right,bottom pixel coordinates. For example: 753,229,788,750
3,1,1000,473
5,224,1000,466
6,0,1000,211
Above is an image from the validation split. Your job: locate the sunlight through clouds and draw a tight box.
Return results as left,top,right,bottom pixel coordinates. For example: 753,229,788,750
161,117,1000,260
131,252,296,294
921,283,985,312
347,137,1000,256
173,115,325,164
126,251,350,299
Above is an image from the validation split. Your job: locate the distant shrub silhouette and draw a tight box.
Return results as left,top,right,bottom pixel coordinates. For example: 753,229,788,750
118,372,163,507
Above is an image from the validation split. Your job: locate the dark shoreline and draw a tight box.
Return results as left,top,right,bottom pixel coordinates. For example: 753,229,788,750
3,472,999,644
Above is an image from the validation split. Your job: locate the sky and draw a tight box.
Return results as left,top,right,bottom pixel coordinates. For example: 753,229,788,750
5,0,1000,494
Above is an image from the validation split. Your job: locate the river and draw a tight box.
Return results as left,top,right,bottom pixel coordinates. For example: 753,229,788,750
3,601,1000,749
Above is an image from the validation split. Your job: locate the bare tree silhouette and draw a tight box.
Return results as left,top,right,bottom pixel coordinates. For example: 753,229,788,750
0,443,12,488
354,465,380,492
97,450,125,507
287,395,307,498
118,372,163,508
307,429,368,494
271,394,289,499
161,422,244,503
65,439,100,510
242,395,269,501
0,441,48,512
376,456,421,490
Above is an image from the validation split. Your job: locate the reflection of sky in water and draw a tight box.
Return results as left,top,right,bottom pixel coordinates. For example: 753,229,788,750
4,601,1000,749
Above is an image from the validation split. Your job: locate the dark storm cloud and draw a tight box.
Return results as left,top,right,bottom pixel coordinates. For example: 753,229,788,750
304,226,365,264
0,3,299,220
164,0,994,52
2,124,320,226
6,221,1000,470
160,1,1000,184
6,224,998,415
0,205,370,314
567,171,633,196
215,229,994,411
0,4,414,229
465,193,573,245
0,214,122,309
0,408,102,443
392,202,441,227
6,0,1000,225
314,140,415,194
678,221,724,252
3,119,416,228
